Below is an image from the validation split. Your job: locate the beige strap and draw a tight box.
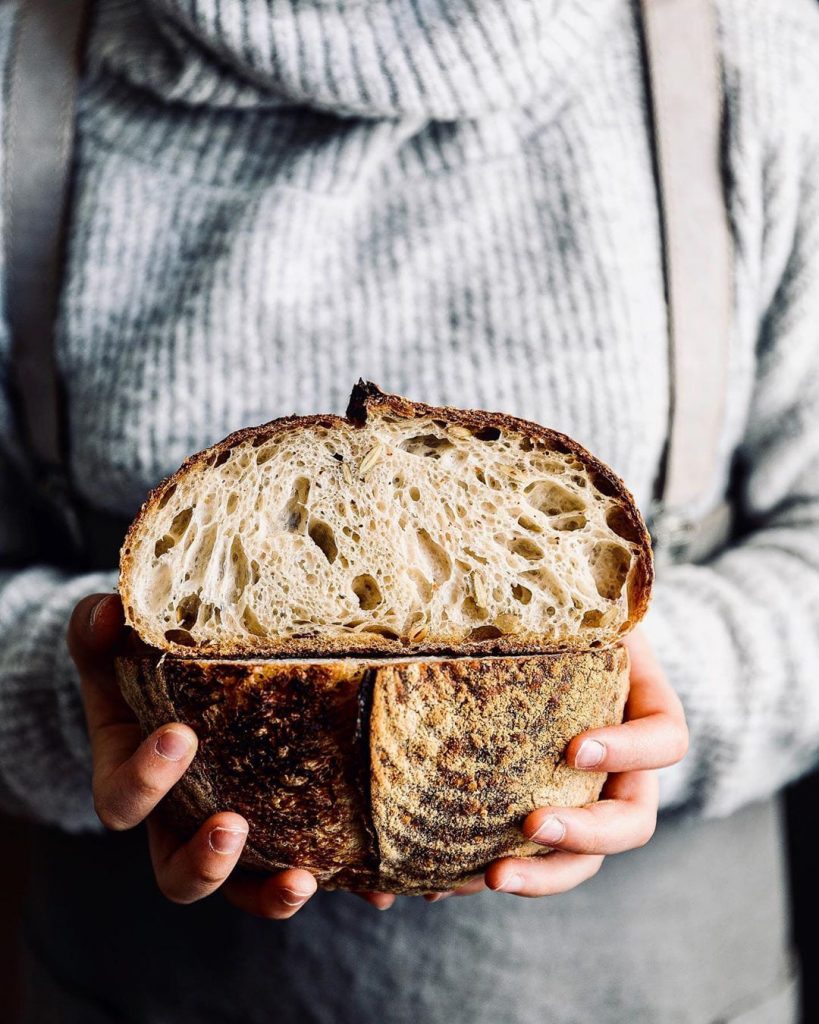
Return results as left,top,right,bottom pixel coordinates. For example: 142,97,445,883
641,0,733,518
4,0,91,558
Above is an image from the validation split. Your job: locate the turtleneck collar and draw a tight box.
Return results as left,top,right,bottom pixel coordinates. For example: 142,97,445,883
93,0,620,119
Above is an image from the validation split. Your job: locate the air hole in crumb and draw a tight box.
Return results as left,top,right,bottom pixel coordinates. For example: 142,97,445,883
606,506,643,543
553,514,587,531
416,528,452,583
590,469,618,497
308,519,338,564
581,609,605,628
511,537,544,561
353,574,382,610
474,427,501,441
462,596,488,622
213,450,231,468
590,542,631,600
175,593,201,630
157,484,176,509
251,431,276,448
517,514,543,534
283,477,310,531
524,480,585,516
399,434,454,458
511,583,532,605
226,493,239,515
409,568,433,604
468,625,504,641
164,628,196,647
360,624,400,640
154,506,193,557
256,446,276,466
229,535,251,598
409,486,421,501
242,606,266,636
154,535,175,558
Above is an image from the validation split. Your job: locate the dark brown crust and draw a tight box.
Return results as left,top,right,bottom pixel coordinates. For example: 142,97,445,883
119,380,653,658
115,648,629,894
116,655,379,885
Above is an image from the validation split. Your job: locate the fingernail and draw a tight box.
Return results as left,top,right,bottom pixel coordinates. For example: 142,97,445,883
278,888,311,908
155,729,192,761
495,873,523,893
89,594,115,631
208,827,247,855
575,739,606,769
530,815,566,845
368,894,394,911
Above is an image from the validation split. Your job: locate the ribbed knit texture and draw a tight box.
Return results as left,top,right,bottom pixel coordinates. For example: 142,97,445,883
0,0,818,847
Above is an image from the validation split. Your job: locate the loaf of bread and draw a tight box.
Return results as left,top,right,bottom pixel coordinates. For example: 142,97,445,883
116,382,652,893
119,381,652,659
115,648,630,894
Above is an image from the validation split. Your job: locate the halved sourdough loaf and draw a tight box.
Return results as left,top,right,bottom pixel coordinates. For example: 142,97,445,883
119,381,652,658
115,647,630,894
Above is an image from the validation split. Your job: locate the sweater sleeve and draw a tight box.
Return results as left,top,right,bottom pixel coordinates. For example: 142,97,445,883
646,130,819,818
0,457,116,830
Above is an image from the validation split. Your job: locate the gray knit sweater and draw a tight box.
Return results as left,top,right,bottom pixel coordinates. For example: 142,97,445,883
0,0,818,844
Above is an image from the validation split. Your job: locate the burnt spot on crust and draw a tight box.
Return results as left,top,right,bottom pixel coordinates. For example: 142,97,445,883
164,660,378,877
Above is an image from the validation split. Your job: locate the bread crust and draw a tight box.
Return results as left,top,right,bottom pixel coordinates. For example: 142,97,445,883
119,381,653,659
115,648,630,894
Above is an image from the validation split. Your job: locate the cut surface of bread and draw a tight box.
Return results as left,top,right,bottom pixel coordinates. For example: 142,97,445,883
115,647,630,894
120,381,652,658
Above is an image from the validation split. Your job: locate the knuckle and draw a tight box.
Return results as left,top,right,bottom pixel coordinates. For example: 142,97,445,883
129,769,166,807
93,795,129,832
193,860,230,888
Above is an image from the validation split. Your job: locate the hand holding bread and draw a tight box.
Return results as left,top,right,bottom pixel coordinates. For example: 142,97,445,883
70,382,688,912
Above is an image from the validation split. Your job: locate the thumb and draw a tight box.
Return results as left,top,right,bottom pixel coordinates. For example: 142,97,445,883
67,593,125,669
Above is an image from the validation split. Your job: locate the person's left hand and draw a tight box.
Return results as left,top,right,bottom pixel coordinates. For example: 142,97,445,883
418,626,689,904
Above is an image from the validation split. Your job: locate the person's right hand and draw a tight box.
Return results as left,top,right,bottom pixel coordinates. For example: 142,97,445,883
68,593,320,919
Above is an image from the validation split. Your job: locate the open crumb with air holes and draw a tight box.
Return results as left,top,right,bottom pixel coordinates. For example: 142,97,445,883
119,381,653,659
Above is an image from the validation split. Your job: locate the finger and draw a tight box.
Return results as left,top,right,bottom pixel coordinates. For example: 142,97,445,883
485,852,605,897
148,812,249,904
565,632,688,773
353,891,397,910
522,770,659,855
222,867,318,919
452,876,487,897
93,723,197,830
67,593,126,672
71,595,138,747
424,875,488,902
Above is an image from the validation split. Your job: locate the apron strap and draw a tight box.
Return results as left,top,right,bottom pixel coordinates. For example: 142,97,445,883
640,0,734,562
4,0,92,559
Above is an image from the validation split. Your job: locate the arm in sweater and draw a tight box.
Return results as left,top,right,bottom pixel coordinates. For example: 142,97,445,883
0,457,114,829
647,133,819,817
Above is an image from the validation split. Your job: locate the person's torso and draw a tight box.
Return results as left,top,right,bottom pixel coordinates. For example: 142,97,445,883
0,0,809,1021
